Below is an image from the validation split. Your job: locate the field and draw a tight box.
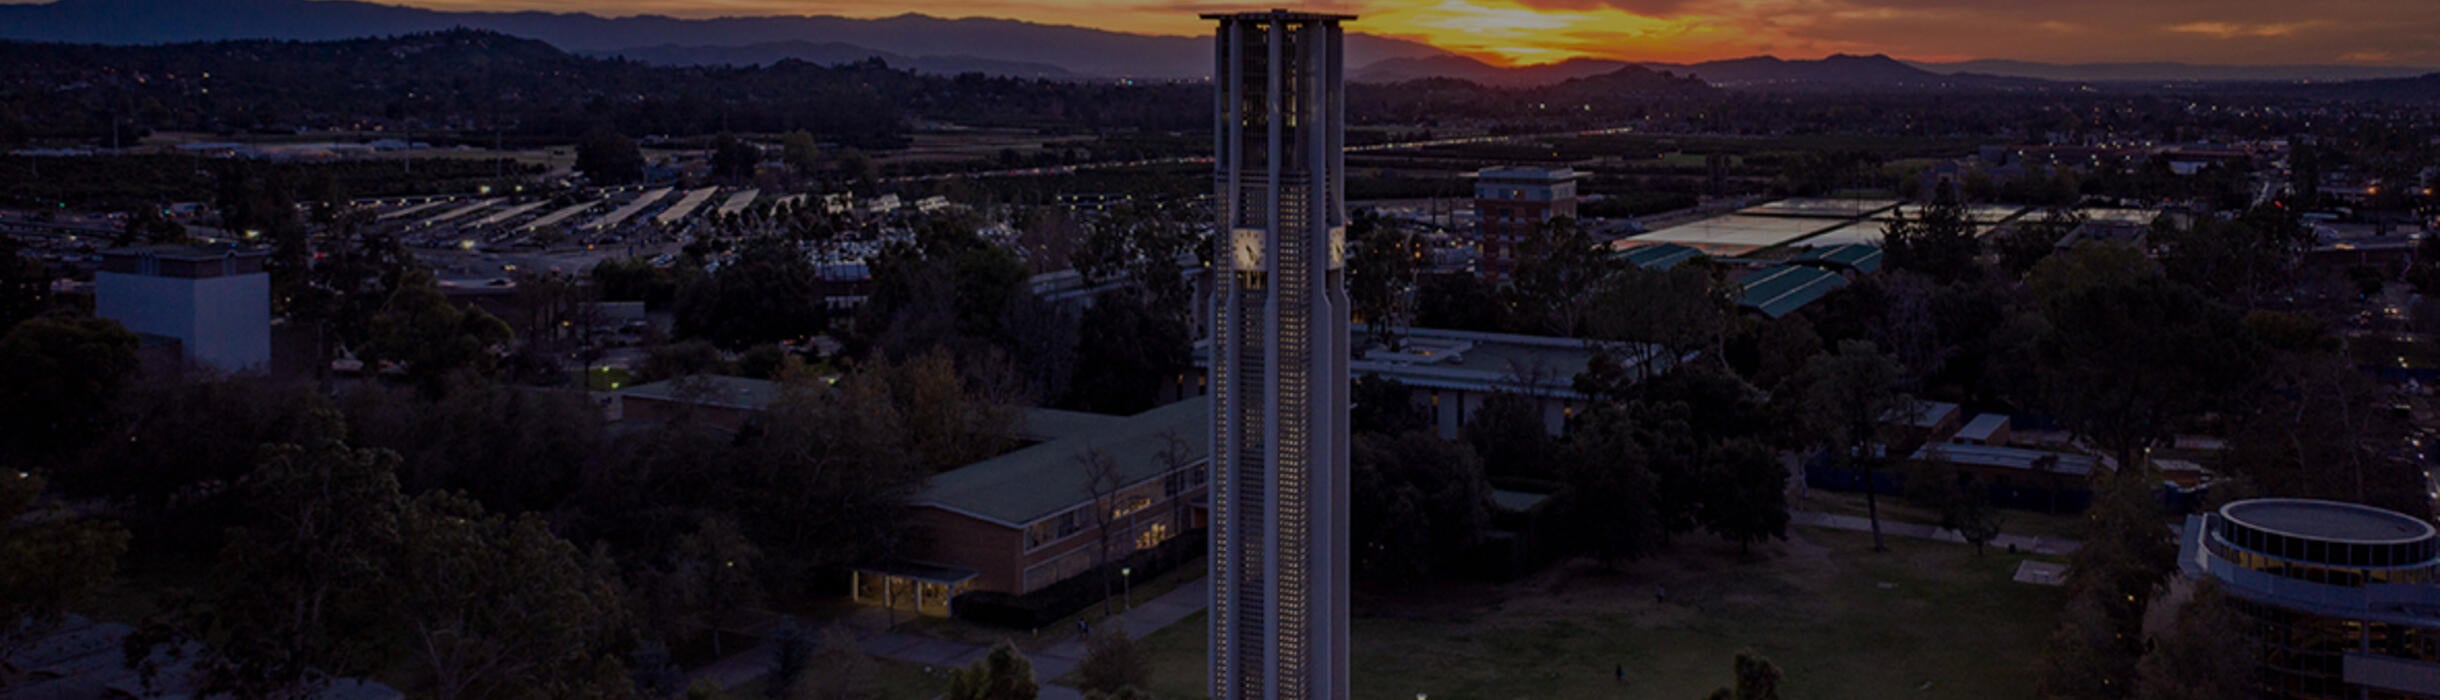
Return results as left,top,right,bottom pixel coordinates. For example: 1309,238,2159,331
1123,527,2066,700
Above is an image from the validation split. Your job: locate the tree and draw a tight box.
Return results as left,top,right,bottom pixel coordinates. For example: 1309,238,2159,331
1704,649,1784,700
1589,263,1736,368
367,271,514,395
780,131,822,179
2035,275,2256,471
1346,211,1416,348
1699,439,1790,553
592,256,686,308
118,203,189,245
2041,474,2177,699
341,381,606,515
674,238,829,349
1073,626,1150,696
1931,472,2005,556
1350,374,1425,436
2152,206,2311,309
0,472,129,666
1882,189,1980,284
1351,432,1490,581
1561,405,1660,566
182,428,407,698
711,133,759,183
792,626,879,700
1994,207,2079,280
1416,272,1505,333
393,492,632,700
578,129,646,185
672,515,762,658
1507,216,1612,336
1066,287,1190,415
2136,579,2256,700
1795,340,1911,552
946,641,1037,700
636,339,730,383
0,315,139,464
1076,447,1124,616
1465,393,1556,480
0,236,47,330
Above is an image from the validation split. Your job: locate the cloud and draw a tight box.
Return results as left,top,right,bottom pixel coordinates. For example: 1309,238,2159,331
2165,20,2320,39
1497,0,1698,18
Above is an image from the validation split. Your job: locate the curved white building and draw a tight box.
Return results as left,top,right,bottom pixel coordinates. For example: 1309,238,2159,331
2181,498,2440,698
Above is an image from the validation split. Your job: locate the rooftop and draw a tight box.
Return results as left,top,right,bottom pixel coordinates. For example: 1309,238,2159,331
2223,499,2436,544
614,375,789,411
1912,443,2099,477
101,243,267,261
918,397,1210,527
1738,265,1848,319
1197,326,1663,400
1954,413,2010,442
1885,400,1960,429
1790,243,1884,274
1616,242,1707,270
1490,489,1554,512
1477,166,1580,182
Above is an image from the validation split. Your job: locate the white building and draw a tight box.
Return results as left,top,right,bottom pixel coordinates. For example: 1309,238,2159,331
1203,10,1352,700
94,246,270,373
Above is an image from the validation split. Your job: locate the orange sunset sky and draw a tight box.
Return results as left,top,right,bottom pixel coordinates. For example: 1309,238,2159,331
26,0,2440,66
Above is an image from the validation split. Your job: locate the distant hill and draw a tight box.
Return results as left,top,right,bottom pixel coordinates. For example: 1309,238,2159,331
2259,73,2440,102
1357,52,2021,90
605,42,1077,78
0,0,1449,79
1910,59,2440,83
1352,55,1631,87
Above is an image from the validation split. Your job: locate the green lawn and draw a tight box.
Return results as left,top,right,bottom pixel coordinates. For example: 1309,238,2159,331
721,661,945,700
1124,528,2065,700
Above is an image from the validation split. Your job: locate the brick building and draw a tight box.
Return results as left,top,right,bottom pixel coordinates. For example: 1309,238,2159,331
1473,166,1579,282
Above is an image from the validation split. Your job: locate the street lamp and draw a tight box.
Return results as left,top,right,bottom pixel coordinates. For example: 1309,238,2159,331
1120,567,1133,610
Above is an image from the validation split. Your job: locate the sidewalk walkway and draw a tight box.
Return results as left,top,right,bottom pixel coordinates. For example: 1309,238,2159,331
1791,510,2081,556
690,576,1212,698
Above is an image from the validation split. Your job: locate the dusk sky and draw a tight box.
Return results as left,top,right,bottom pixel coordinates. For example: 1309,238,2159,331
219,0,2440,66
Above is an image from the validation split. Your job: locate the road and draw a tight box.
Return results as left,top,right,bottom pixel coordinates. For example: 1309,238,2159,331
879,125,1640,184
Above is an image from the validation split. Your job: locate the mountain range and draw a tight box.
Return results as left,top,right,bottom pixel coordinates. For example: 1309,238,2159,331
601,42,1078,78
0,0,2432,87
0,0,1447,79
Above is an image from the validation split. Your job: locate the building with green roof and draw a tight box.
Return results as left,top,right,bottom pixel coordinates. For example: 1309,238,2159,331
862,397,1212,614
1738,265,1850,319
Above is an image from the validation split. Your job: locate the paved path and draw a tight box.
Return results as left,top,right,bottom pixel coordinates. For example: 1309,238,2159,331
691,577,1211,698
1791,510,2080,556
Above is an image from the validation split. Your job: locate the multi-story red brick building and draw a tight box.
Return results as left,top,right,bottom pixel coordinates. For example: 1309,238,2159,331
1473,166,1580,283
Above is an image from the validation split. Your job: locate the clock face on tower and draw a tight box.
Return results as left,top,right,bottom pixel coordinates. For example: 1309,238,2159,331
1328,226,1346,270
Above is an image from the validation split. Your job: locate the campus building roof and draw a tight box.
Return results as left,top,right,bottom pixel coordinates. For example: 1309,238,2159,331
1616,242,1707,270
1194,326,1671,401
2223,499,2436,544
1738,265,1849,319
1954,413,2010,443
1790,243,1884,274
613,375,790,411
1911,443,2100,477
917,396,1211,528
